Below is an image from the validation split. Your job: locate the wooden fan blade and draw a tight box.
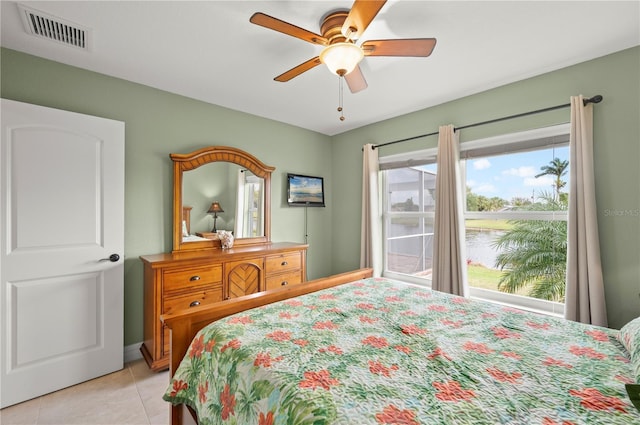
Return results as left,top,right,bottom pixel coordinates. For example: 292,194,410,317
361,38,437,57
345,66,368,93
274,57,322,82
250,12,328,45
342,0,387,41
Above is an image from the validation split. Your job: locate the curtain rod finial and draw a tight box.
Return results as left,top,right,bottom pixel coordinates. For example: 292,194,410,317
584,95,603,106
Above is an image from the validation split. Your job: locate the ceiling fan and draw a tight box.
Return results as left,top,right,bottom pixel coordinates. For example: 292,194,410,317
250,0,437,94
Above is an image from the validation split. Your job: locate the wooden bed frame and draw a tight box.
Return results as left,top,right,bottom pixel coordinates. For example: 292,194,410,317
161,267,374,425
182,206,192,235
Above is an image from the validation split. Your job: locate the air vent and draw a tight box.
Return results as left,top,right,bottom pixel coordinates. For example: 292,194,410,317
18,4,90,50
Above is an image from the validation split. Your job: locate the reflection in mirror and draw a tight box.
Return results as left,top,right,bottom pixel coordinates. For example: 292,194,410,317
171,146,274,252
235,170,264,238
182,163,265,241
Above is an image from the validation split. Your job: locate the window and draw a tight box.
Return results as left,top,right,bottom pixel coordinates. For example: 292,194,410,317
462,124,570,315
383,165,437,282
381,124,570,315
381,151,437,286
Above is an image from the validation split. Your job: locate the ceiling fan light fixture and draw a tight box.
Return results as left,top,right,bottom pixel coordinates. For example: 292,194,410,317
319,42,364,76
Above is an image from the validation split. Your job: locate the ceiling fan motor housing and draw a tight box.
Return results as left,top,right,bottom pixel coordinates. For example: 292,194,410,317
320,10,350,44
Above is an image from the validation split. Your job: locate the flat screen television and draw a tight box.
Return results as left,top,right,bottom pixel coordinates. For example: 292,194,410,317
287,173,325,207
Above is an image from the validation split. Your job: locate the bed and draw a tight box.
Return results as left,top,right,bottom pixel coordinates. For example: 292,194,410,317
181,206,211,242
161,269,640,425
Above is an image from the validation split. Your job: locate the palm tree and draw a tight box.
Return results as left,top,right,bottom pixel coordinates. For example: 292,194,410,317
492,192,567,302
535,158,568,199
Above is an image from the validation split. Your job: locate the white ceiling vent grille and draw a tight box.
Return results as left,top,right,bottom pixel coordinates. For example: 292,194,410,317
18,4,90,50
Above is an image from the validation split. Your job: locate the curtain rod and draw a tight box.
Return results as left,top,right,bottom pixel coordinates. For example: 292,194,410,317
369,95,603,150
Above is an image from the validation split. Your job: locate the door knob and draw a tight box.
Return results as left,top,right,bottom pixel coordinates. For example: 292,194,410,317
99,254,120,262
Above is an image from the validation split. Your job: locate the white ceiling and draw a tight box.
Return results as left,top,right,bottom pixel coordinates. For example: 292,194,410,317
1,1,639,136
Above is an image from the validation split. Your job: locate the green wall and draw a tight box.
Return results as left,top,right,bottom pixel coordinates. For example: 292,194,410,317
1,48,334,346
331,46,640,329
2,45,638,345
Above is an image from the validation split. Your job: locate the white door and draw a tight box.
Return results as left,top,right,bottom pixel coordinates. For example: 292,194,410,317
0,99,125,408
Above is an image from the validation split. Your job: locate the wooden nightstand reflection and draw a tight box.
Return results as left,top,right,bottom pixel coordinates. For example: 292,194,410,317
196,232,219,240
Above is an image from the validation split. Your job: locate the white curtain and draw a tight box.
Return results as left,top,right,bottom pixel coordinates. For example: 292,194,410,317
234,169,245,237
432,125,468,296
360,144,382,276
564,95,607,327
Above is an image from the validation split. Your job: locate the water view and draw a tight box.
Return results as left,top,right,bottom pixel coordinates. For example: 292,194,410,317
386,224,547,297
466,229,504,269
386,224,505,276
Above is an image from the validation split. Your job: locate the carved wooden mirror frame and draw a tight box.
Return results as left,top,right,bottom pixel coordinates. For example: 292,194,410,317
171,146,274,252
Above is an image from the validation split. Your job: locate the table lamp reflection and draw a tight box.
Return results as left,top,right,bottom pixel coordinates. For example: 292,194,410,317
207,202,224,233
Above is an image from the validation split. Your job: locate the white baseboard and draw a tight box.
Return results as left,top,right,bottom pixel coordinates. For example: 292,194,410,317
124,342,143,364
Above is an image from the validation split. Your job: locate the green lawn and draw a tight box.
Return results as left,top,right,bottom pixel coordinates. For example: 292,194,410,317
467,263,531,296
390,218,513,231
465,219,513,231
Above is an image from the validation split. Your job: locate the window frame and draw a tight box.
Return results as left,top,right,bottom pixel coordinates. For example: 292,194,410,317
381,152,438,287
380,124,570,317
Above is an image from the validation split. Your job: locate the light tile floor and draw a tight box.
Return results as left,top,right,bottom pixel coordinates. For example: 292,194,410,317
0,360,170,425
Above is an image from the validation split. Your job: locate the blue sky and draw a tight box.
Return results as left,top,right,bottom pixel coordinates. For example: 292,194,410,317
464,146,569,202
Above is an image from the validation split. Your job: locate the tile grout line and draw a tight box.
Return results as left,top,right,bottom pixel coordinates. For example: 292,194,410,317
34,396,43,425
127,363,152,425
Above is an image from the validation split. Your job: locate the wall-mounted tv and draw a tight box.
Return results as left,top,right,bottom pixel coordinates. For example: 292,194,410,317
287,173,325,207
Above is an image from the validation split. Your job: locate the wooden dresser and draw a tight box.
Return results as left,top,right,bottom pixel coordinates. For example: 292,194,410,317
140,242,307,371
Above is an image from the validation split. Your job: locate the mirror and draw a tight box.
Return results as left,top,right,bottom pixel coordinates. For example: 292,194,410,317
171,146,274,252
182,164,265,239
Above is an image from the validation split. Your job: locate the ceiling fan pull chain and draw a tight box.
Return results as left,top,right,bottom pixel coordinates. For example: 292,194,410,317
338,76,345,121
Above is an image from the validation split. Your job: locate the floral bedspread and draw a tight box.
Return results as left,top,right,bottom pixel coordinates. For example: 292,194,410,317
163,277,639,424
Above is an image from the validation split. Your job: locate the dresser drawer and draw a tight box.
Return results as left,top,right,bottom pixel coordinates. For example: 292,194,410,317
265,252,301,275
265,271,302,290
162,284,223,315
163,265,222,294
161,284,223,357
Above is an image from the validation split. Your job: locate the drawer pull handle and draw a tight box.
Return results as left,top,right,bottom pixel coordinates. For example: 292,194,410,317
281,281,288,286
281,261,288,266
190,276,201,281
189,300,200,307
